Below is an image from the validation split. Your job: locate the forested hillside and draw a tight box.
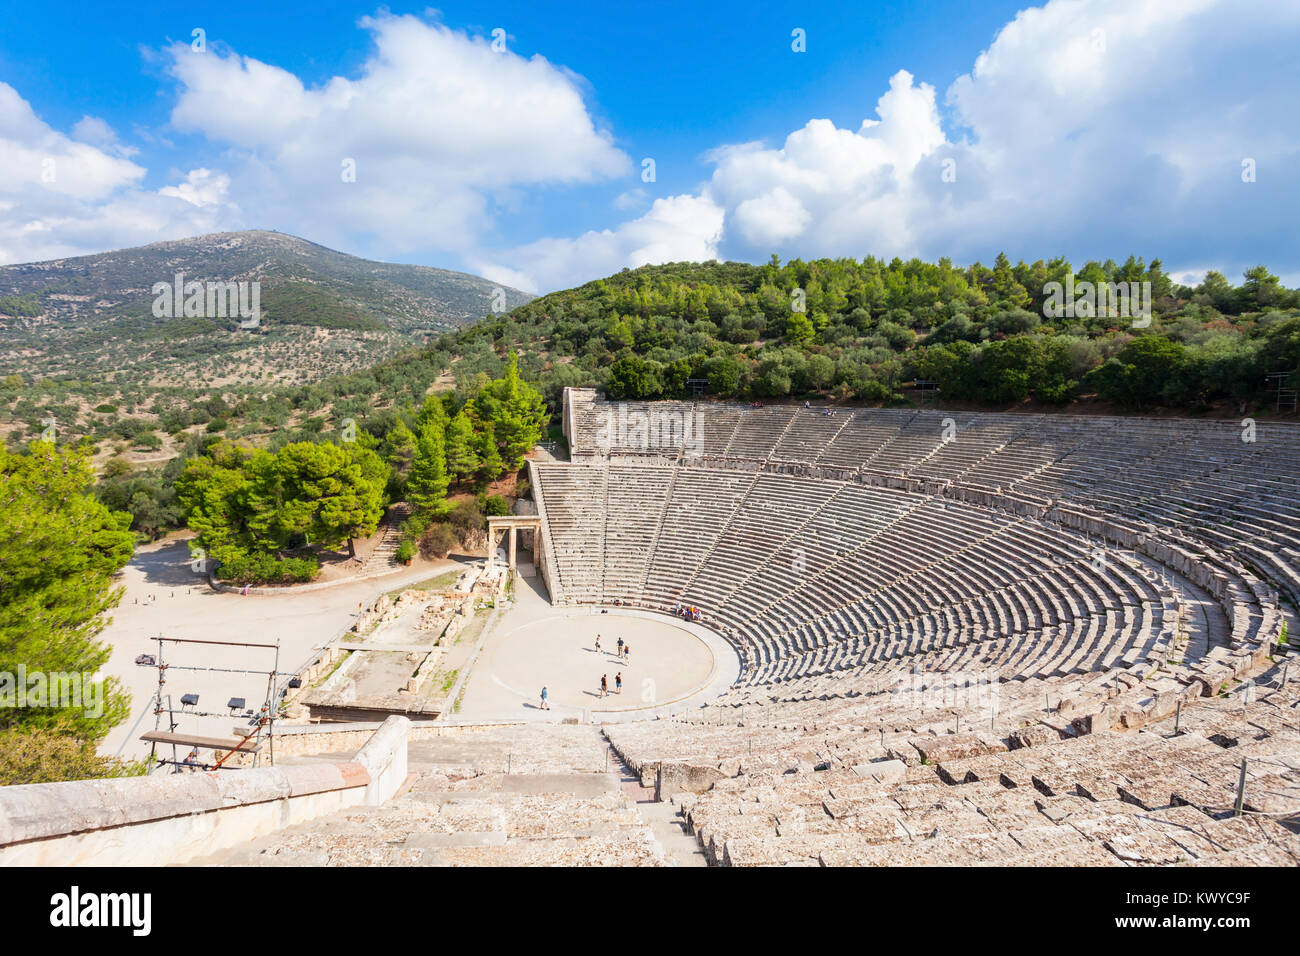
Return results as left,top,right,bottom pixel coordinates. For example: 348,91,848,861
4,253,1298,549
438,255,1299,413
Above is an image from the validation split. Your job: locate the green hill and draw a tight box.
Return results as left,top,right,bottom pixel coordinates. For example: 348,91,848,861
0,230,531,388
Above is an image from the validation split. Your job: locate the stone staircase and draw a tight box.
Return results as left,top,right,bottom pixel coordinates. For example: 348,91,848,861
189,724,699,867
359,503,413,576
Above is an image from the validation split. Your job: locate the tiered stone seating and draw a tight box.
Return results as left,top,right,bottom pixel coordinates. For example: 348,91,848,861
195,724,669,867
531,462,607,601
537,459,1174,689
543,391,1297,864
602,464,675,603
605,661,1300,866
724,406,796,459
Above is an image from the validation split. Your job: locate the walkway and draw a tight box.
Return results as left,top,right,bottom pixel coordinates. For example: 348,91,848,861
99,538,469,758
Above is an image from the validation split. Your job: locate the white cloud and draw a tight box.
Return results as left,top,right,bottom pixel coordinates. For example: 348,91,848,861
613,187,648,211
733,187,811,247
0,83,232,264
475,194,725,294
708,67,944,253
158,168,230,208
495,0,1300,291
163,13,629,257
71,115,120,149
3,0,1297,292
0,84,144,201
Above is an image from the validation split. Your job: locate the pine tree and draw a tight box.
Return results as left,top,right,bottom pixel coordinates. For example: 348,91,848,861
383,419,417,480
472,352,548,473
408,403,450,516
444,408,481,482
0,440,135,744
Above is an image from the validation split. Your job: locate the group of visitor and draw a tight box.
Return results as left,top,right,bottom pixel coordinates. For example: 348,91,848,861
598,672,624,698
672,604,703,623
802,400,839,417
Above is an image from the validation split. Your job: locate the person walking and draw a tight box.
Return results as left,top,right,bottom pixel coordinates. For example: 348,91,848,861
617,636,624,658
595,634,601,654
624,643,631,663
615,672,623,695
539,685,549,710
599,674,608,698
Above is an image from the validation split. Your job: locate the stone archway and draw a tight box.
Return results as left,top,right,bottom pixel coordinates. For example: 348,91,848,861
486,515,542,576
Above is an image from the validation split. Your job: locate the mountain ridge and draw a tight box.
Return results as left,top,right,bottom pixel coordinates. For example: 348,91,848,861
0,230,531,386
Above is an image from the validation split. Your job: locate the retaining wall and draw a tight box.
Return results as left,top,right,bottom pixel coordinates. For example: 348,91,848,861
0,716,411,866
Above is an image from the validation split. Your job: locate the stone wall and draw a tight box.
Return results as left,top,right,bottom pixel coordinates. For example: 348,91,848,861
0,716,411,866
528,459,563,603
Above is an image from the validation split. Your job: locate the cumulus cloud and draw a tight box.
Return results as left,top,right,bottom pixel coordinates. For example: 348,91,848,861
0,83,232,264
708,0,1299,274
164,13,629,256
474,194,725,294
158,168,231,207
3,0,1298,289
497,0,1300,291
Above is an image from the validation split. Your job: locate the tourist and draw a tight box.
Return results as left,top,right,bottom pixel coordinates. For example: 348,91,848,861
539,685,549,710
617,636,624,657
595,634,601,654
615,673,622,694
600,674,608,698
624,643,631,663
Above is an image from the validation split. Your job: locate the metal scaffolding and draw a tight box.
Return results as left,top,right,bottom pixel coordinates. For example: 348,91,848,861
142,635,281,773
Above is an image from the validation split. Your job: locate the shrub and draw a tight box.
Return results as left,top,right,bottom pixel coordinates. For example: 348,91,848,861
0,724,147,787
483,493,510,517
448,498,485,533
101,456,133,479
214,551,319,585
401,513,430,539
419,522,459,559
395,539,416,563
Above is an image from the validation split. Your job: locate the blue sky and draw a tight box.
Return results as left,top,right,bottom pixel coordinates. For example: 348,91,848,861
1,0,1297,291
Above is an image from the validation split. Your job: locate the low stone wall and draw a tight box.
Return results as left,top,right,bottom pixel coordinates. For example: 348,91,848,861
0,716,411,866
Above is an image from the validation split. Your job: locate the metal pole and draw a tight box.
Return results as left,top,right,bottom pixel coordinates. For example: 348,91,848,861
270,639,280,767
1174,700,1181,734
1233,758,1248,817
